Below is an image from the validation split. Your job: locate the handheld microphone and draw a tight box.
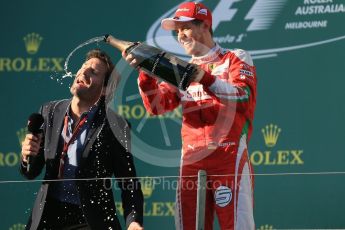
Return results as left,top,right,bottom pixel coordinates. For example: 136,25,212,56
26,113,44,172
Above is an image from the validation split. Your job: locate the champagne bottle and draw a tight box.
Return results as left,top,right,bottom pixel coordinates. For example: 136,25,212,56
104,34,196,90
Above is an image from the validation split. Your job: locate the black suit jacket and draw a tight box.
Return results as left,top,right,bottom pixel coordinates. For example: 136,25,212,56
20,98,143,230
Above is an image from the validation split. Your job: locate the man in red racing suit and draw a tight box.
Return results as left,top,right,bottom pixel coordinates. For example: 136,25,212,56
124,2,257,229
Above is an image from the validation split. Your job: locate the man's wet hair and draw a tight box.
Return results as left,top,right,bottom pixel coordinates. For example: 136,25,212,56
86,49,114,86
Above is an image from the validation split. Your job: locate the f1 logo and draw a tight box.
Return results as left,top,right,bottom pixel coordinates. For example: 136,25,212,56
212,0,241,29
212,0,287,31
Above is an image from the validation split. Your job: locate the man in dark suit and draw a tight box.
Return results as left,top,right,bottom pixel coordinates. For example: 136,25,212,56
20,49,144,230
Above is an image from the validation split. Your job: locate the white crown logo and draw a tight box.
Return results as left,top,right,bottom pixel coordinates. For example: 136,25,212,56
262,124,281,147
23,33,43,54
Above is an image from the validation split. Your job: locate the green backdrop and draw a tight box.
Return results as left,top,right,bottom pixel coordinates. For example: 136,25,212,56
1,0,345,229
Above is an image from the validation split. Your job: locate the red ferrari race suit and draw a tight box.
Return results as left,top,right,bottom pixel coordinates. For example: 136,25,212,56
137,44,257,230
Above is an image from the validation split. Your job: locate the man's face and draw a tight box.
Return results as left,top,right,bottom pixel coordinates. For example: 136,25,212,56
175,21,209,56
70,57,108,102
